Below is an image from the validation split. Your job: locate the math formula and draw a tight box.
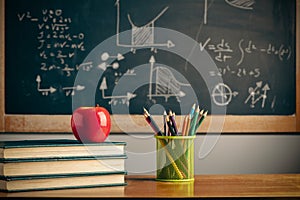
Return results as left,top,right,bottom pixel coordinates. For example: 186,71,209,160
18,9,86,96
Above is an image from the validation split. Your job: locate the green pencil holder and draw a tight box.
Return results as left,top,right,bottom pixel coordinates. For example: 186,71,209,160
155,135,195,182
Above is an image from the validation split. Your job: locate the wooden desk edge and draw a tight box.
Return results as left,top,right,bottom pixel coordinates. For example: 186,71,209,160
0,174,299,198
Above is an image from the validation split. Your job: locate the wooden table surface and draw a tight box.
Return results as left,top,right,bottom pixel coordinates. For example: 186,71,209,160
0,174,299,198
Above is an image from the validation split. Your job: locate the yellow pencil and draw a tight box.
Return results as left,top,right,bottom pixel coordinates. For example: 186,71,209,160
160,141,184,179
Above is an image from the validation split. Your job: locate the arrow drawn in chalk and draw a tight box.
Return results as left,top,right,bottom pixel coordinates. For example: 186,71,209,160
99,77,136,106
36,75,56,95
245,81,270,108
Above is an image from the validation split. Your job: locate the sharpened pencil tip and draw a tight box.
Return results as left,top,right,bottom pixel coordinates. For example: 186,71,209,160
189,103,196,118
143,107,149,115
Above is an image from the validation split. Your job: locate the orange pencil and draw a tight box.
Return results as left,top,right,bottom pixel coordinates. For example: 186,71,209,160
181,115,188,136
183,114,191,136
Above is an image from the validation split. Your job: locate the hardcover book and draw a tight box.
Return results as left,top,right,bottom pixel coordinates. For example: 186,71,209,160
0,155,126,177
0,139,126,159
0,139,127,192
0,171,127,192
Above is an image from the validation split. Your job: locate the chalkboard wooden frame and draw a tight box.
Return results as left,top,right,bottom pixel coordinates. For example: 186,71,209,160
0,0,299,133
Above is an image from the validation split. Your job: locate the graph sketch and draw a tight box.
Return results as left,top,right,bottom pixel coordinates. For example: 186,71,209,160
148,56,190,102
225,0,255,10
115,0,175,52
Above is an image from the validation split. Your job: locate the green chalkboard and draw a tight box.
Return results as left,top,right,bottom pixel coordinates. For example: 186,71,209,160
5,0,296,115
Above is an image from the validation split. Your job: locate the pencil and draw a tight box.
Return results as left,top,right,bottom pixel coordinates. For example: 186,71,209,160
196,110,204,126
189,103,196,118
169,111,178,135
196,110,207,130
184,114,191,136
143,108,163,136
159,140,184,179
181,115,188,136
163,111,167,136
188,105,200,136
166,115,176,136
143,108,186,179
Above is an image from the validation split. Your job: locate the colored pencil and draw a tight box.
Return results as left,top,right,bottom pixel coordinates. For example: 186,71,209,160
144,108,184,179
196,110,208,130
181,115,189,136
188,106,200,136
196,110,204,126
166,115,176,136
163,111,167,136
189,103,196,118
184,114,191,136
158,140,184,179
143,108,163,136
169,111,178,135
143,104,206,180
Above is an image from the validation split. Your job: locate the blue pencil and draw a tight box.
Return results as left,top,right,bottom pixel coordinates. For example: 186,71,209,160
189,103,196,118
188,105,200,136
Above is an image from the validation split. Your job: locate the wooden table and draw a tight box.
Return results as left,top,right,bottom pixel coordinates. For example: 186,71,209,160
0,174,299,198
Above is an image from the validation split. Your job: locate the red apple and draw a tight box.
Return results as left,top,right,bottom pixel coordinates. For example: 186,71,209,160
71,105,111,143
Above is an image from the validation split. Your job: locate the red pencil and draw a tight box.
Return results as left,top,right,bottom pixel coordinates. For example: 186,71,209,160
143,108,163,136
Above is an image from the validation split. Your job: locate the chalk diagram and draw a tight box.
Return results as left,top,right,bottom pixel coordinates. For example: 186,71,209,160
98,53,191,106
98,52,125,71
244,81,270,108
99,76,136,106
225,0,255,10
212,81,272,109
36,75,85,96
35,0,259,109
98,52,136,106
148,56,190,102
94,1,191,107
211,83,238,106
115,0,175,53
36,75,57,95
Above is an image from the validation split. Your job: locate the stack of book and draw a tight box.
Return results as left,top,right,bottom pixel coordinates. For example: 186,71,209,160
0,139,127,192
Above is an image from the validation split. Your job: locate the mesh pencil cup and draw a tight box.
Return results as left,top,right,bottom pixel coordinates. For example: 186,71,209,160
155,135,195,182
